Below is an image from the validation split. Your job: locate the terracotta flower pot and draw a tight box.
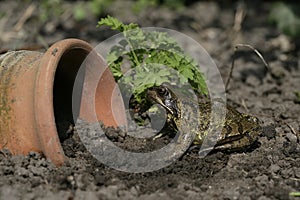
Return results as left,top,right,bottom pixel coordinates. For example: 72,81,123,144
0,39,127,166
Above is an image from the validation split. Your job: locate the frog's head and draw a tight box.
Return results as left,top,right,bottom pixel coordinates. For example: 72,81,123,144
239,114,261,134
146,85,180,125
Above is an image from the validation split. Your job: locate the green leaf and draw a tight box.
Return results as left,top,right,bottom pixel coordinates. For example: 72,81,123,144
289,192,300,197
97,15,208,103
269,2,300,38
294,91,300,104
106,46,125,64
97,15,138,32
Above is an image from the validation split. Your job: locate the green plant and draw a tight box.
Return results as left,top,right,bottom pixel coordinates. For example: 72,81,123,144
73,3,88,21
132,0,185,13
160,0,185,10
74,0,115,21
73,0,187,21
132,0,158,13
97,16,207,104
89,0,114,17
269,2,300,38
289,192,300,197
39,0,63,22
294,91,300,104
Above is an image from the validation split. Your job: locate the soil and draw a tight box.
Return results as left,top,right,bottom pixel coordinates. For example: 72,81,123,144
1,0,300,199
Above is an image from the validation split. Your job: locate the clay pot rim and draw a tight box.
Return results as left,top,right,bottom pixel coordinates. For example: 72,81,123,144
35,38,93,165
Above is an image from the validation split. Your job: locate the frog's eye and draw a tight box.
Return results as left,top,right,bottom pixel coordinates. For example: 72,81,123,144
247,117,254,122
251,117,259,123
245,115,259,123
158,87,168,96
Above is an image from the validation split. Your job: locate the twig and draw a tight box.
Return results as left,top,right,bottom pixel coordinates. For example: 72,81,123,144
225,44,270,91
0,150,7,158
285,122,300,143
232,2,246,33
241,99,249,113
14,3,36,31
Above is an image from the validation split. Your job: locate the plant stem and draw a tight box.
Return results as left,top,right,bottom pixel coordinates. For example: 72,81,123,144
123,30,140,66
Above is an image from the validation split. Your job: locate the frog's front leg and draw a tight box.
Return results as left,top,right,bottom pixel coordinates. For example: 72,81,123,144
153,133,164,140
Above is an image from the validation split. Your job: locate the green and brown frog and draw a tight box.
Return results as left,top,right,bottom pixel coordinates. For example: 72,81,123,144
146,84,262,153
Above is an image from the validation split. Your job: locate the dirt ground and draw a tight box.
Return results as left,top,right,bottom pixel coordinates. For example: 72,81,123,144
0,0,300,199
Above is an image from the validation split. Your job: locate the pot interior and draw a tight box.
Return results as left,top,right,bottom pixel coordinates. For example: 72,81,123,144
53,49,88,141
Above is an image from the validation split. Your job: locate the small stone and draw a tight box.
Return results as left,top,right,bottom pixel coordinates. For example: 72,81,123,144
28,151,42,160
246,75,261,87
15,166,30,177
294,167,300,178
94,173,105,186
286,132,298,143
262,125,276,139
28,165,44,176
3,166,14,175
269,164,280,173
36,158,49,168
258,196,272,200
279,113,289,119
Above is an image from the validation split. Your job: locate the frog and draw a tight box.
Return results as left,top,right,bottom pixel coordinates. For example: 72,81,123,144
146,84,262,153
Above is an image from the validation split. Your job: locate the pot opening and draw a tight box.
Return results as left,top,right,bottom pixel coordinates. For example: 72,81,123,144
53,48,88,141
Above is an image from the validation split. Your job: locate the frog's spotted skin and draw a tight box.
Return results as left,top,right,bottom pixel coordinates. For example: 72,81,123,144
146,85,262,152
